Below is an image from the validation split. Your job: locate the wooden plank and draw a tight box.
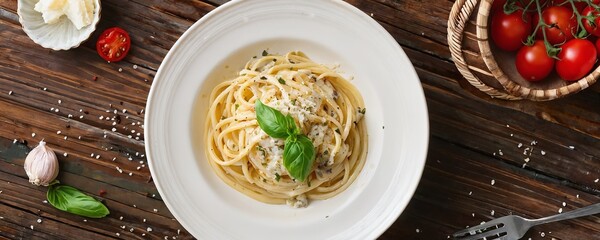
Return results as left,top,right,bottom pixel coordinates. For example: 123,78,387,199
382,138,600,239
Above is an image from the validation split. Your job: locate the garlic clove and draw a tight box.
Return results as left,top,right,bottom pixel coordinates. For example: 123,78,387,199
24,140,59,186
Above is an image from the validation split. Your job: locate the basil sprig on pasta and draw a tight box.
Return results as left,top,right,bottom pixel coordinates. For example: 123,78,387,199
255,100,315,182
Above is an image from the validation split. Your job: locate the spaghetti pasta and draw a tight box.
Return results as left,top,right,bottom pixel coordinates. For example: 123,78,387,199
205,51,367,207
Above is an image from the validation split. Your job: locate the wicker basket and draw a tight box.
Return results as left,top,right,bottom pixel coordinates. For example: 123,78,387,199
448,0,599,101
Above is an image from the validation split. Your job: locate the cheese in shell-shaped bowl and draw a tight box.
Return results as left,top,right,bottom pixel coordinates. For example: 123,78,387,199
17,0,101,51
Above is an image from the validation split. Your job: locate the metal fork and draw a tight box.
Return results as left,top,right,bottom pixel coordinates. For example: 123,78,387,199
453,203,600,240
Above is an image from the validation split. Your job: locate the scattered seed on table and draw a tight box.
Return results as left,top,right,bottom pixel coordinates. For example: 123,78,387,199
96,155,100,159
128,172,133,176
143,218,146,222
121,225,126,229
30,225,34,230
558,208,563,213
118,68,123,72
524,158,530,162
63,152,68,157
8,91,13,95
147,227,153,232
112,128,117,132
37,219,42,223
116,233,120,236
58,100,62,104
31,133,36,137
491,179,495,186
569,146,575,150
79,115,84,119
119,216,123,220
491,210,495,216
153,209,158,212
54,108,59,113
518,143,523,148
56,131,61,135
43,87,47,91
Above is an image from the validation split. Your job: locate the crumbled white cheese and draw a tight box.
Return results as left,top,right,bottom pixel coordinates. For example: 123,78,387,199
258,137,286,178
286,194,308,208
34,0,95,29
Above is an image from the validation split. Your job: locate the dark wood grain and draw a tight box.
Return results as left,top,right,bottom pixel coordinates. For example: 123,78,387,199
1,0,599,239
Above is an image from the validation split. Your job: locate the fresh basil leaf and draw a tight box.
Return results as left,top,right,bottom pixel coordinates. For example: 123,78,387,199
255,100,296,138
283,134,315,182
47,184,110,218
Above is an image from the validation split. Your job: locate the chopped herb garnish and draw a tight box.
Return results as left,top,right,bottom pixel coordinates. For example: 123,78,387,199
291,99,297,105
307,178,311,187
262,178,266,183
335,128,341,134
240,73,246,76
221,116,226,120
260,76,267,80
358,107,366,114
262,50,268,56
275,173,281,182
278,77,286,85
235,104,240,110
256,145,266,157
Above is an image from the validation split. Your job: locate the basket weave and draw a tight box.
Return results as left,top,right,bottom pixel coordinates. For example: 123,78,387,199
448,0,598,101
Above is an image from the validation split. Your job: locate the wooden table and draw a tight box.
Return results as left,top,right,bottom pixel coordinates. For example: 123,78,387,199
1,0,599,239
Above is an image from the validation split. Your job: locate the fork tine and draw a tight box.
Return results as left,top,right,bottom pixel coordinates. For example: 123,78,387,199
455,227,507,240
492,236,511,240
452,218,504,237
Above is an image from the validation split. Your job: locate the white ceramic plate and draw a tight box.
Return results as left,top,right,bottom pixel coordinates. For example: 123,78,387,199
145,0,429,239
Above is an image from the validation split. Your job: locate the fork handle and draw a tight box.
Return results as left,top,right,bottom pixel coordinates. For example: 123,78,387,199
530,203,600,226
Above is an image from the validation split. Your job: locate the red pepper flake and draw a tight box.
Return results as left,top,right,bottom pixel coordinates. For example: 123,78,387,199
99,189,107,197
92,76,98,81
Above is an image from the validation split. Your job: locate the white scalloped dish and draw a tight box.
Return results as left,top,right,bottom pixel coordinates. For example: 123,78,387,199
145,0,429,239
17,0,101,51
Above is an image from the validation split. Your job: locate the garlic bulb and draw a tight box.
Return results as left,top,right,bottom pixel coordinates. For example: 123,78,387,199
24,141,59,186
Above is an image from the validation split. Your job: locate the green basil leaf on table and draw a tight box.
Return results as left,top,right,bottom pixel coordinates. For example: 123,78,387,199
47,184,110,218
283,134,316,182
255,100,296,138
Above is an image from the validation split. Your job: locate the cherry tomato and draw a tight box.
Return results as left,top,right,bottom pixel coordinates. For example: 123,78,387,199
534,6,576,45
96,27,131,62
515,41,555,81
556,39,597,81
491,0,507,13
550,0,587,13
595,38,600,58
582,6,600,37
491,9,532,51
